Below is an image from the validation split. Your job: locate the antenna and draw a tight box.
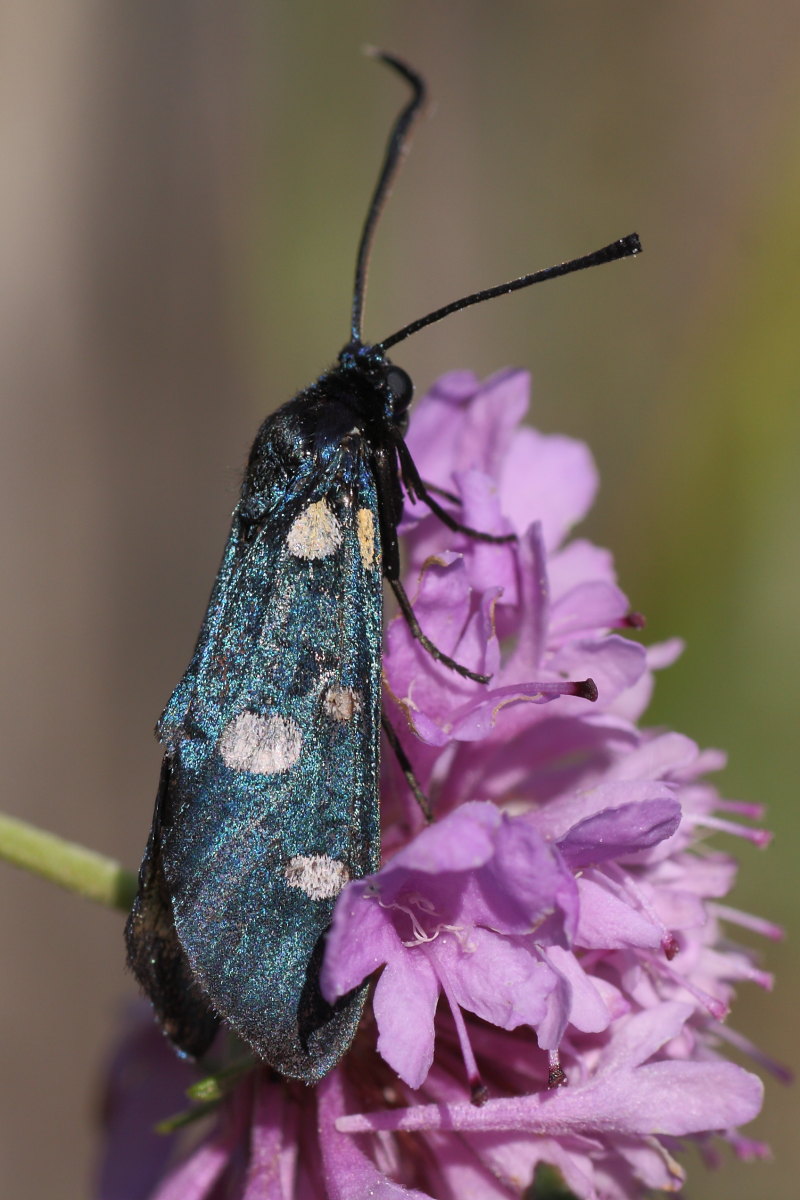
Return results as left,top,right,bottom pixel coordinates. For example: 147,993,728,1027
376,234,642,353
350,52,426,346
351,54,642,355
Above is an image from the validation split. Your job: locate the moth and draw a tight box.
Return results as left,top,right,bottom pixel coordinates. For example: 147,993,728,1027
125,51,640,1083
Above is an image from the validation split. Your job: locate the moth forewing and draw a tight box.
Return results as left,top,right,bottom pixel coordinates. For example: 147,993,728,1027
129,435,383,1082
124,758,220,1058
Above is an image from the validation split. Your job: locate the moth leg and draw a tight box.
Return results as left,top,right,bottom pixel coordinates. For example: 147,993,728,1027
398,440,516,545
125,758,219,1058
414,477,516,544
422,480,459,504
382,713,432,822
389,576,490,685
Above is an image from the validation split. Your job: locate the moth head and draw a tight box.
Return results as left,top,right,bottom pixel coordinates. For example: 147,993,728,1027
336,343,414,434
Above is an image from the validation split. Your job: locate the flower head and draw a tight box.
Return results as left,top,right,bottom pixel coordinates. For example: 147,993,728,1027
109,371,774,1200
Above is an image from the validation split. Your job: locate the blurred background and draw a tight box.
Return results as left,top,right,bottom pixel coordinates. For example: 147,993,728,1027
1,4,798,1197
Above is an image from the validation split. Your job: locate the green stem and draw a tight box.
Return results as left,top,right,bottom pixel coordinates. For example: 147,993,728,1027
0,811,137,911
188,1056,256,1102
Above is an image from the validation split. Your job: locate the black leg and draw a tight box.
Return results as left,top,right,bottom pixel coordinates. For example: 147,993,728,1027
421,480,460,504
382,714,432,822
397,440,516,545
389,576,490,685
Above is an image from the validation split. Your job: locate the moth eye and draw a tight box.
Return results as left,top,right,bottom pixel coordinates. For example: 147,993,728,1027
385,365,413,414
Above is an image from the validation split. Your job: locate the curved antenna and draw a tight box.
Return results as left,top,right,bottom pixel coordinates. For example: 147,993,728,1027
376,233,642,353
350,51,426,346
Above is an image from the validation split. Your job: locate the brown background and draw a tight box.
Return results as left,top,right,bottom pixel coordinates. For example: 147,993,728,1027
1,4,798,1197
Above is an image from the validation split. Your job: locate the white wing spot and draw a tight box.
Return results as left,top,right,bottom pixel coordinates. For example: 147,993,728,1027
286,499,342,559
284,855,350,900
323,686,362,722
219,711,302,775
356,507,376,568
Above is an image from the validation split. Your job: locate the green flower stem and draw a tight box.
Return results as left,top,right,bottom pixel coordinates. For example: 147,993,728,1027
187,1056,256,1102
156,1099,221,1136
0,811,137,911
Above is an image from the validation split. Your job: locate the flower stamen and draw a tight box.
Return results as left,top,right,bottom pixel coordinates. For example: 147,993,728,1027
439,975,487,1105
547,1049,568,1089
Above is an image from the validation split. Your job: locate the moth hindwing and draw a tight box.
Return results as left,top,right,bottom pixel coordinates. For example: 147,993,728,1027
125,51,640,1082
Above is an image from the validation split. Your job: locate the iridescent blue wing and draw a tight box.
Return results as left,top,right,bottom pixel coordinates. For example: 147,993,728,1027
124,756,221,1057
127,438,382,1082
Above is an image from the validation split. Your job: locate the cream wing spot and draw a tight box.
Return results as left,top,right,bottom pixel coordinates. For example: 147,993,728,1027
284,855,351,900
323,686,363,722
286,499,342,559
219,712,302,775
356,507,376,568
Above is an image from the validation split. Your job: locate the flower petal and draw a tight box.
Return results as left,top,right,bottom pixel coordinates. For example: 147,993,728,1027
337,1059,764,1140
575,876,663,950
558,799,682,868
319,1073,434,1200
435,927,558,1031
321,881,402,1000
373,953,440,1088
499,427,598,548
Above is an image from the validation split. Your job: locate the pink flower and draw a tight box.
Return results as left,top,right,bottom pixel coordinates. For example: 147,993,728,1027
323,801,583,1091
105,371,775,1200
322,796,684,1093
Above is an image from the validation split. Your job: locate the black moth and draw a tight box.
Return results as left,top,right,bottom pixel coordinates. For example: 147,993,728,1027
125,51,640,1083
